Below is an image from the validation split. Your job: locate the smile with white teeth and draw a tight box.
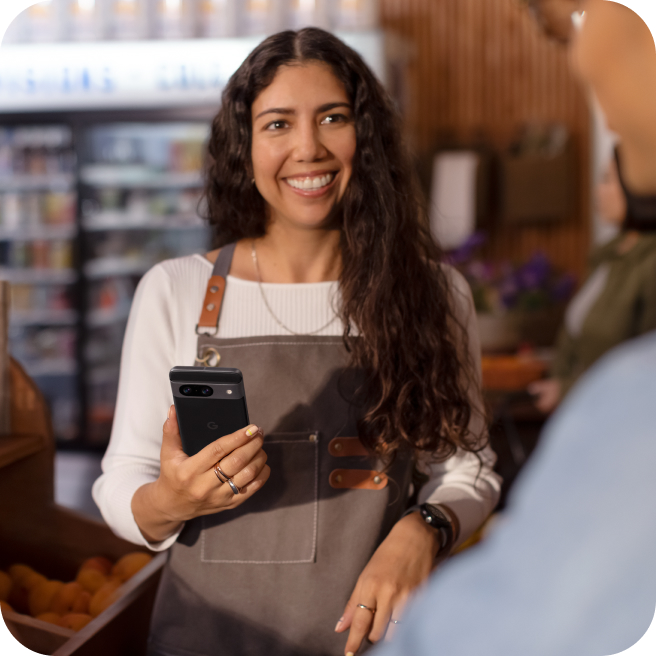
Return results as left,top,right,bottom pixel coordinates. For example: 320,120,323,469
286,172,336,190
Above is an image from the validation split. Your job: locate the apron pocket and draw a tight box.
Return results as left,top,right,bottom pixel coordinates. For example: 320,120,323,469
200,431,319,564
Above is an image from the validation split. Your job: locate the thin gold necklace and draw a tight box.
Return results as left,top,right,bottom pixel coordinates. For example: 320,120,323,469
250,240,339,336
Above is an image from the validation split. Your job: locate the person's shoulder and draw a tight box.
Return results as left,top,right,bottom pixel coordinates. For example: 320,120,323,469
438,261,474,317
439,262,469,294
565,330,656,409
140,253,211,291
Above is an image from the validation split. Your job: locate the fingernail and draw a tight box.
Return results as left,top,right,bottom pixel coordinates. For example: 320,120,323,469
334,618,343,631
168,405,174,420
245,425,260,437
346,652,355,656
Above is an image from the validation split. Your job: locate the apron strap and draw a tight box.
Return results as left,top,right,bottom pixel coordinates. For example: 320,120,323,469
196,242,237,336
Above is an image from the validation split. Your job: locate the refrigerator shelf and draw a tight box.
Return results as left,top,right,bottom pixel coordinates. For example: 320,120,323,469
10,309,78,326
0,267,78,284
24,358,78,377
0,174,76,192
84,256,153,279
0,225,77,241
83,213,206,231
86,306,131,328
80,166,202,189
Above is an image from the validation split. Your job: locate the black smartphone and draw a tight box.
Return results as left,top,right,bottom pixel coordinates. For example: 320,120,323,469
169,366,250,457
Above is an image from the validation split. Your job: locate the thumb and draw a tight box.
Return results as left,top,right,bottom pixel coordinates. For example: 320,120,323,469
161,405,185,460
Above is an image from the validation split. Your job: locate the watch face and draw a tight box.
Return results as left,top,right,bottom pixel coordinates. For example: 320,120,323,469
422,504,452,530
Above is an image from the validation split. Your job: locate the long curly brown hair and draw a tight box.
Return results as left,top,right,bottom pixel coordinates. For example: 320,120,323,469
203,28,485,463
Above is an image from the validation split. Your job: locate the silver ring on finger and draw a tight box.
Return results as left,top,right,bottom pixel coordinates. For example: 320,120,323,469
226,478,241,495
357,604,376,614
213,463,229,484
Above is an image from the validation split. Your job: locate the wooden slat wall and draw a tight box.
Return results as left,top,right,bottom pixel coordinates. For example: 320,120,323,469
381,0,592,280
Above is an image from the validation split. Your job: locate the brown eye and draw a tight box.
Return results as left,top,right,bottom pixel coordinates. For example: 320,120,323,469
320,114,347,125
266,120,288,130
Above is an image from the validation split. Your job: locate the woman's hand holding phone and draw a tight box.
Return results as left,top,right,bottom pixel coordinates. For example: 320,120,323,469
131,406,270,544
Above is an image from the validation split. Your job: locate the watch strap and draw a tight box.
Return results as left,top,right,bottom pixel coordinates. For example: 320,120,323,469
403,503,456,555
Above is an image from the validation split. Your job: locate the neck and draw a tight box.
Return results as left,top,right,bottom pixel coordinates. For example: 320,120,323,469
253,224,341,284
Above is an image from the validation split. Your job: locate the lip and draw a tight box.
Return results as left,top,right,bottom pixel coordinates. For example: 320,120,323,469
282,170,339,198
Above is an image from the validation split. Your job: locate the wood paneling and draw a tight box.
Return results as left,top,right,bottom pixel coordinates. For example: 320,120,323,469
381,0,592,280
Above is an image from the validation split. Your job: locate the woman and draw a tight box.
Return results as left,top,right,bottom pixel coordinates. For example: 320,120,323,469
93,28,501,656
528,0,656,412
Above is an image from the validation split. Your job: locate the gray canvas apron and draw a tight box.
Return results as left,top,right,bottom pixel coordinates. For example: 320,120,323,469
148,244,414,656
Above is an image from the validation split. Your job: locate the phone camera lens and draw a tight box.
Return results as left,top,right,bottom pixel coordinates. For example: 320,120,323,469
181,386,192,395
201,386,213,396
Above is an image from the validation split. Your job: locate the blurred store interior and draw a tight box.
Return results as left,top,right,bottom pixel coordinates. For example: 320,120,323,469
0,0,604,516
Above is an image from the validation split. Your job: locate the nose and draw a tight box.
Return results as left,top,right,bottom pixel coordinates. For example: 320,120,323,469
292,120,328,162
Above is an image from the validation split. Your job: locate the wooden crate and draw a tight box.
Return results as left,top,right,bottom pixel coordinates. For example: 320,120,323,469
481,354,547,391
1,359,166,655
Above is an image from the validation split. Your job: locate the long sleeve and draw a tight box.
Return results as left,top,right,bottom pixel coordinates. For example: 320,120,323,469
418,267,502,547
92,263,183,551
550,325,579,398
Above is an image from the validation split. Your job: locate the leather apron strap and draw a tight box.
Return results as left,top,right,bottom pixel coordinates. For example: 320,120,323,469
195,242,237,336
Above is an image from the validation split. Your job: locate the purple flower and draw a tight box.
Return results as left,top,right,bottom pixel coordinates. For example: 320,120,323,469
551,273,576,302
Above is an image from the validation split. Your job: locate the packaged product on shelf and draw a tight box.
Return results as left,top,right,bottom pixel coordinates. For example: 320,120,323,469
64,0,106,42
0,134,12,175
10,242,28,268
10,285,32,312
23,193,42,227
125,190,150,219
50,240,74,269
1,194,21,231
332,0,379,31
287,0,331,30
168,139,204,173
32,241,50,269
108,0,150,40
241,0,284,36
177,189,202,216
153,0,196,39
43,192,76,225
197,0,239,38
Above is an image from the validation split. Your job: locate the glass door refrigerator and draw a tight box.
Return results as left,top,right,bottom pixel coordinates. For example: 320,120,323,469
0,124,80,441
0,114,212,447
78,120,210,444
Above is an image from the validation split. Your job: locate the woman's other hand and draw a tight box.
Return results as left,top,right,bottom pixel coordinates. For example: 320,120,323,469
335,512,440,654
528,378,562,413
131,406,270,544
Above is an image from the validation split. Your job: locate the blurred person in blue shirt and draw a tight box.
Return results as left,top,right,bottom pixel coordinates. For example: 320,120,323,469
374,329,656,656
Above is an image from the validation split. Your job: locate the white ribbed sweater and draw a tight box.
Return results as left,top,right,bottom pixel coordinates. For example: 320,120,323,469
92,253,501,550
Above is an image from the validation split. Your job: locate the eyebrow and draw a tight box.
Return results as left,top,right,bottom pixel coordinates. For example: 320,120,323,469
254,102,352,120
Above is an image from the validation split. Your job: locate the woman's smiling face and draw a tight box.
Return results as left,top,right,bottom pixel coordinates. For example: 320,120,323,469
250,61,356,231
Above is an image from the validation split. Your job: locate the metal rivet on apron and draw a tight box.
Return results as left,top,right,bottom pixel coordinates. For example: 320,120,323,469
210,286,218,294
334,474,342,483
333,442,342,451
309,433,318,442
373,475,382,484
206,303,215,311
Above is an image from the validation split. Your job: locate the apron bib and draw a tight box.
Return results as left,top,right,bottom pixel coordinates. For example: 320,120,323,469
148,245,414,656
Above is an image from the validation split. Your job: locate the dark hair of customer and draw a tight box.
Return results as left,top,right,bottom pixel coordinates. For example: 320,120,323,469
203,27,483,463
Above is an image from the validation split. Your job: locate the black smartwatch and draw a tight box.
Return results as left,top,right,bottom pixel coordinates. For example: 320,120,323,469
403,503,455,555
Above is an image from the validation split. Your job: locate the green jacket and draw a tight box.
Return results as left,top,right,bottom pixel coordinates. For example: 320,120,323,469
552,233,656,397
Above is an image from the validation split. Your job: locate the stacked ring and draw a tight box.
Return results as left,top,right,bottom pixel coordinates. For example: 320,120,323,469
226,479,241,495
213,463,241,495
213,464,229,483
